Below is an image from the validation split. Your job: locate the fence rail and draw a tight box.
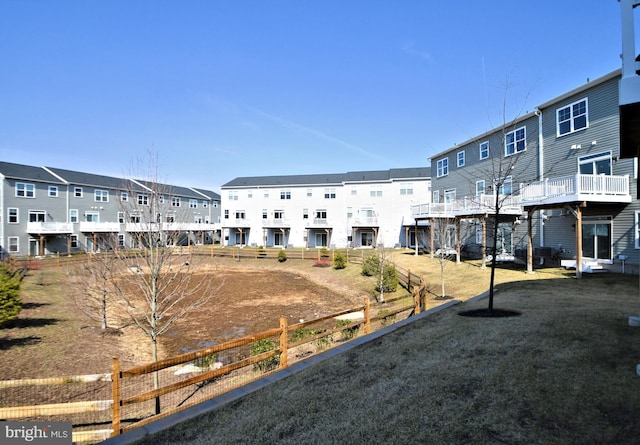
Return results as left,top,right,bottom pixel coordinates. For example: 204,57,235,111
1,249,428,443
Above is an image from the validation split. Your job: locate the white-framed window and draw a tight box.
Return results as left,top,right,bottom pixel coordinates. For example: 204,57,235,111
444,188,456,203
229,191,238,201
274,210,284,219
159,195,165,204
48,186,58,197
498,176,513,195
347,207,353,219
400,183,413,195
479,141,489,160
189,199,198,209
137,194,148,205
636,210,640,249
194,215,203,224
262,209,268,219
505,127,526,156
202,200,208,208
476,180,485,197
118,212,125,223
16,182,35,198
166,213,175,223
95,190,109,202
579,151,611,175
281,189,291,200
29,210,45,222
213,201,219,208
437,158,448,177
129,213,141,223
70,209,78,223
247,191,252,199
307,188,313,197
432,190,440,203
8,236,19,253
74,187,83,198
303,208,309,219
118,234,125,248
172,196,181,207
324,188,336,199
557,98,588,136
263,191,269,198
8,208,18,223
457,150,465,167
224,209,229,219
121,192,128,202
315,209,327,219
235,210,245,219
370,186,382,197
475,225,483,244
84,212,99,222
71,234,79,248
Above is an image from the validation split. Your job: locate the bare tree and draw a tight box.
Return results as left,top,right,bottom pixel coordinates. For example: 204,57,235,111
109,152,223,413
423,218,457,299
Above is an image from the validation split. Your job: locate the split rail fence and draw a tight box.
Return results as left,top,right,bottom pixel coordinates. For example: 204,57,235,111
1,249,428,444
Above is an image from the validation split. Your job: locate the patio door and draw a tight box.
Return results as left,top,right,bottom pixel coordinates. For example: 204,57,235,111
361,231,374,247
315,232,327,248
496,224,513,254
582,217,611,260
274,232,283,247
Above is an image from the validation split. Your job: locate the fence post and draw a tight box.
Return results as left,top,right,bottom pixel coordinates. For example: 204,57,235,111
413,285,421,315
407,268,411,289
111,358,121,437
420,284,427,312
363,297,371,334
279,318,288,369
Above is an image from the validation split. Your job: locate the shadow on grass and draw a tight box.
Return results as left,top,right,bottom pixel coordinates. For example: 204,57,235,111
2,317,59,329
458,308,521,318
0,335,42,350
21,302,51,310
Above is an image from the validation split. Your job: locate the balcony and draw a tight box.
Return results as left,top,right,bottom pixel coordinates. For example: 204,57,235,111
261,218,291,228
520,174,631,206
26,222,73,234
220,218,251,229
305,218,331,228
410,194,522,219
350,216,378,227
79,222,121,233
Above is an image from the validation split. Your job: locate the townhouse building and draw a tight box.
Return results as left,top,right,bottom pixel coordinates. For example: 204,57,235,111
220,168,431,249
0,162,221,258
415,69,639,275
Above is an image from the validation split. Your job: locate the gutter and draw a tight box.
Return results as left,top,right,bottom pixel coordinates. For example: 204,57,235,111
535,107,545,247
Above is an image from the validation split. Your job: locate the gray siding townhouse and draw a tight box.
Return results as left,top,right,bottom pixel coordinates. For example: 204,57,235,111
220,168,431,249
415,70,638,276
0,162,221,257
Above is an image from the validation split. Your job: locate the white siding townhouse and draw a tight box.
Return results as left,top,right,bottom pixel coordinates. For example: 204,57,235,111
220,168,431,249
413,68,639,276
0,162,221,257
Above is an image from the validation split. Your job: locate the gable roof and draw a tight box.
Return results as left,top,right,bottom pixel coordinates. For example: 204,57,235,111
45,166,131,189
0,161,66,184
221,167,431,188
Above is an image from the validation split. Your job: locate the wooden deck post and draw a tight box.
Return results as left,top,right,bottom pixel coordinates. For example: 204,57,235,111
413,285,421,315
111,358,121,437
279,318,288,369
526,208,534,274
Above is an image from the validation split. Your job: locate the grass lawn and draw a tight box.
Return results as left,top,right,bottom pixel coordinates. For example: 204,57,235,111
130,260,640,445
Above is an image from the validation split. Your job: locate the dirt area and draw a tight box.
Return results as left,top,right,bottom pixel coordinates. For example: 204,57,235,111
0,258,368,379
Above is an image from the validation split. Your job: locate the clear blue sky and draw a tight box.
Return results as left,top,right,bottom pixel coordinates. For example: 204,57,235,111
0,1,623,191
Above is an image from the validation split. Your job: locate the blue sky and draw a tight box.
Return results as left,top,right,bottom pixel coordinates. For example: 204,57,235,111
0,1,624,191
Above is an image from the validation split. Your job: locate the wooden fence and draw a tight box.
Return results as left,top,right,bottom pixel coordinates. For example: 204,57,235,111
1,249,429,443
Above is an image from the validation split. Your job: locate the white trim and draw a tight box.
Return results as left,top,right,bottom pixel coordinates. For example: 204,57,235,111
556,97,589,137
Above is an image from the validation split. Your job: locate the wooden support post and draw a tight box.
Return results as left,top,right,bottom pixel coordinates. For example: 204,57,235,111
526,208,534,274
455,218,461,264
279,318,288,369
111,358,121,437
413,285,421,315
430,219,435,258
363,297,371,334
576,205,583,279
481,216,487,269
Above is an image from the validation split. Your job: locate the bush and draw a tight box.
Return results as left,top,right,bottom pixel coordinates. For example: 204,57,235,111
376,263,399,293
251,338,279,372
333,252,347,269
320,247,330,258
277,250,287,262
336,319,359,341
377,309,396,327
313,259,331,268
0,264,22,326
312,334,332,351
361,254,380,276
193,352,218,369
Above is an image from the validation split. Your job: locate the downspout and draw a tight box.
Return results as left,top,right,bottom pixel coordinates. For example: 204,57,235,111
535,107,545,247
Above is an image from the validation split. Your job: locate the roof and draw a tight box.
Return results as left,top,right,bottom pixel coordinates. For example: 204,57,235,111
221,167,431,188
0,161,66,184
45,166,131,189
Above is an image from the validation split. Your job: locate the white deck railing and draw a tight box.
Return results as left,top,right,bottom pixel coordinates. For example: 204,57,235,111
520,174,630,202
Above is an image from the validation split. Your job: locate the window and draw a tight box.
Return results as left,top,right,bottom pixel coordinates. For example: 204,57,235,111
437,158,448,177
8,237,19,253
315,210,327,219
262,209,268,219
432,190,440,203
166,213,175,223
95,190,109,202
48,186,58,197
172,197,181,207
274,210,284,219
498,176,513,195
636,211,640,249
29,211,45,222
235,211,245,219
579,151,611,175
229,191,238,201
324,188,336,199
400,183,413,195
303,209,309,219
476,180,485,197
70,209,78,223
263,191,269,198
351,188,357,196
129,213,141,223
224,209,229,219
194,215,203,224
74,187,83,198
121,192,128,202
444,189,456,203
347,207,353,219
71,235,78,248
159,195,165,204
247,191,252,199
84,212,99,223
370,186,382,197
118,234,125,248
505,127,526,156
8,208,18,223
307,188,312,197
457,150,465,167
16,182,35,198
280,190,291,200
479,141,489,160
557,98,588,136
137,194,148,205
189,199,198,209
118,212,125,223
202,200,208,208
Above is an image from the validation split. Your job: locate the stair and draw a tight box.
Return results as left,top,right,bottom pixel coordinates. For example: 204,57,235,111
560,260,608,273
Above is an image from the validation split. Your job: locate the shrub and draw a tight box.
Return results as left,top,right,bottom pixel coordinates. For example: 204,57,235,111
376,263,399,293
361,254,380,276
313,259,331,268
251,338,279,372
193,352,218,369
320,247,330,258
0,264,22,326
333,252,347,269
377,309,396,327
336,319,359,341
277,250,287,262
312,334,332,351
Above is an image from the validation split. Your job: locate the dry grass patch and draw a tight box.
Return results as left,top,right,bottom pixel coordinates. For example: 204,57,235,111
133,272,640,445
